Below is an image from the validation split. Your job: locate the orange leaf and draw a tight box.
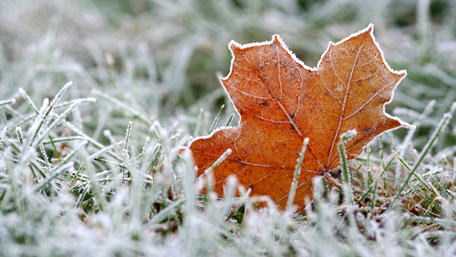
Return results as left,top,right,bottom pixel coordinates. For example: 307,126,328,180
187,24,410,211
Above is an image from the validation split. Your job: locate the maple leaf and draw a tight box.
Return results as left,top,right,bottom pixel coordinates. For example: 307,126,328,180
187,24,410,211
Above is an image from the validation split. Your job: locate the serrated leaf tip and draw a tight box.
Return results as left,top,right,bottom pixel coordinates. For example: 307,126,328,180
229,41,240,52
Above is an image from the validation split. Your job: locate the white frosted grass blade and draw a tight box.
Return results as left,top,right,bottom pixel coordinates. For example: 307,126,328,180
30,82,73,145
30,99,82,150
19,88,39,114
41,136,86,145
87,140,126,160
21,98,48,154
0,98,15,107
54,97,96,109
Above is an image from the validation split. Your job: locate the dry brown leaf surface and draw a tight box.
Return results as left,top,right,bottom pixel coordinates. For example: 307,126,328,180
188,25,409,211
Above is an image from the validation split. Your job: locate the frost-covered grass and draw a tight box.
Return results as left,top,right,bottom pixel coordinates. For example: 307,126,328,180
1,0,456,256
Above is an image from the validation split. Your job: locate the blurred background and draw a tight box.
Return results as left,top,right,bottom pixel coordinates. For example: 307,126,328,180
1,0,456,150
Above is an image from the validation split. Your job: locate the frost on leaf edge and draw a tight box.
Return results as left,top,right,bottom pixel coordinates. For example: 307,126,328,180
316,23,412,130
